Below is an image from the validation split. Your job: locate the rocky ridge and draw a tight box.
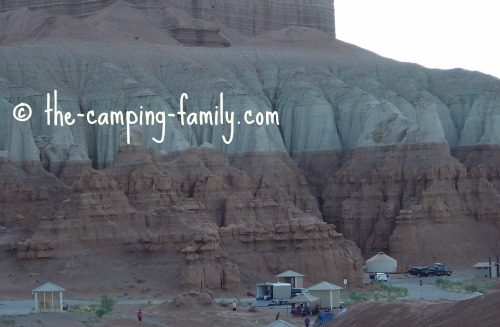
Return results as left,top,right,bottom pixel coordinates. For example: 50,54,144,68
0,1,499,294
1,145,363,291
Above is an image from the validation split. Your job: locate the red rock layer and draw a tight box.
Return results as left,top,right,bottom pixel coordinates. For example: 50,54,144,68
322,143,500,269
0,146,363,293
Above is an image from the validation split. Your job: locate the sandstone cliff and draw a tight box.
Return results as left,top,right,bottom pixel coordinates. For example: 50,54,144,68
1,145,363,292
0,0,335,40
0,1,499,294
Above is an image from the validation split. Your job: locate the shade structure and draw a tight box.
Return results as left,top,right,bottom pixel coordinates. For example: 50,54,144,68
32,282,65,313
289,293,320,304
307,281,342,308
275,270,304,288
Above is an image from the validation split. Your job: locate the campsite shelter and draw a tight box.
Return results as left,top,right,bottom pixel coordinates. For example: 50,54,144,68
473,262,500,278
365,252,397,273
32,282,65,313
307,281,342,308
275,270,304,288
289,293,320,305
264,319,298,327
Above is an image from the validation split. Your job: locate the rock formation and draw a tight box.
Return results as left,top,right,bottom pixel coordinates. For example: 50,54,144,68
2,145,363,292
0,0,336,41
0,0,499,296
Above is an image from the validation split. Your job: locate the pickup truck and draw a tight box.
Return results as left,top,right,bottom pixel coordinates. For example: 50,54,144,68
433,263,453,276
408,266,432,277
408,264,452,277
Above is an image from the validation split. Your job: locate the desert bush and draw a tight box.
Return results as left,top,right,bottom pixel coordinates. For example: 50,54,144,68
0,318,15,326
73,304,96,313
348,291,369,302
436,278,487,293
374,284,408,301
464,284,479,292
100,294,115,312
94,294,115,317
95,308,107,318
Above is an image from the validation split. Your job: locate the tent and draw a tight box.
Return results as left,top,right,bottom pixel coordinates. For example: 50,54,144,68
365,252,397,273
313,311,335,326
289,293,320,304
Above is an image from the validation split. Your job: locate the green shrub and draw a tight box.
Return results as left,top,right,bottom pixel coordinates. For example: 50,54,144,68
436,278,486,293
95,308,107,318
73,304,96,313
100,294,115,312
464,284,478,292
0,318,15,326
348,291,369,302
94,294,115,317
373,284,408,300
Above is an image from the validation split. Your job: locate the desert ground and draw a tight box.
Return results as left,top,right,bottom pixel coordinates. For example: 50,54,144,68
2,274,499,327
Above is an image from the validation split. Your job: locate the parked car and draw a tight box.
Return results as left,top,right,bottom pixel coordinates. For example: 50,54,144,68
427,266,445,276
408,264,453,277
433,263,453,276
291,288,309,297
371,272,388,282
408,266,432,277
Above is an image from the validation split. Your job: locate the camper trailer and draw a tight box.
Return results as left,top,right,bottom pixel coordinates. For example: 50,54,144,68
255,282,292,303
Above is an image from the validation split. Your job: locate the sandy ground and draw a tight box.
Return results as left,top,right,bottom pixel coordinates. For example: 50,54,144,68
2,273,494,327
0,302,326,327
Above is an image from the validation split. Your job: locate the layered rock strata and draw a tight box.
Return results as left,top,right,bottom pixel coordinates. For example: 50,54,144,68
0,0,336,38
1,146,364,290
0,1,499,283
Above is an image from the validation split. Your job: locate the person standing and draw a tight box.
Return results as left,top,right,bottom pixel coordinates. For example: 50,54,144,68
232,300,237,312
137,309,143,322
304,317,310,327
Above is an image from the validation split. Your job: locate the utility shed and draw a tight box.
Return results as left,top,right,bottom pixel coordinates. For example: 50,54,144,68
473,262,500,278
307,281,343,309
32,282,65,313
366,252,397,273
275,270,304,288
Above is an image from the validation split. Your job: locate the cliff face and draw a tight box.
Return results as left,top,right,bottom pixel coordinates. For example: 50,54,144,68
2,146,363,291
0,0,336,38
322,143,500,268
0,1,499,294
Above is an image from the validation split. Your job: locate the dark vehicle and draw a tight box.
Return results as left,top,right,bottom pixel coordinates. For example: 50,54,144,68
409,264,453,277
427,266,445,276
408,267,432,277
433,263,452,276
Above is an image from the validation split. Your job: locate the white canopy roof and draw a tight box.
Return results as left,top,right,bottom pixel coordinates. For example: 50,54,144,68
307,281,343,291
32,282,65,293
275,270,305,278
289,294,320,304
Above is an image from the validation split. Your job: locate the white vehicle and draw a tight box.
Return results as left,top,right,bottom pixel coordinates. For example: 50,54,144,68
374,273,389,282
291,288,309,297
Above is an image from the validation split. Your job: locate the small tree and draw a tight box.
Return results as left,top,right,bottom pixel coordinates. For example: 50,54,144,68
100,294,115,312
95,294,115,317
